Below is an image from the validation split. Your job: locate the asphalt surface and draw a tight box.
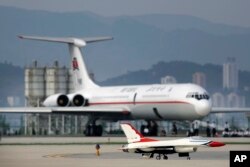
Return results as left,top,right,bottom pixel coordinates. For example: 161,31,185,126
0,137,249,167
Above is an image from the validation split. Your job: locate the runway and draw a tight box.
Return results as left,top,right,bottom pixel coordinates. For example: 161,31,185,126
43,149,229,160
0,137,249,167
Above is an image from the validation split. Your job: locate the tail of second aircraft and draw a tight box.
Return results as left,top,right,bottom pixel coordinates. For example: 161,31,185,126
120,123,158,144
19,35,113,90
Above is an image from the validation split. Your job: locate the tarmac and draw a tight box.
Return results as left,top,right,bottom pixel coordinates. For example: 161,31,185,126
0,137,249,167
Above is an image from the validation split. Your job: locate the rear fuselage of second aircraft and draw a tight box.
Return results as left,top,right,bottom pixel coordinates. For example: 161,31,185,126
59,83,211,120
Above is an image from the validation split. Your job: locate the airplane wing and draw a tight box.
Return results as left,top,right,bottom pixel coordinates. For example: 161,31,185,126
0,106,130,115
211,107,250,113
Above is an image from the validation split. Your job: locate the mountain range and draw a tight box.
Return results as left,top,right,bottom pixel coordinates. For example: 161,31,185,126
0,6,250,81
1,60,250,107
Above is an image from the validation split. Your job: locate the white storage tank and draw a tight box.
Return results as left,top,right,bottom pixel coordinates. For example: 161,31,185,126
25,68,45,98
45,63,69,96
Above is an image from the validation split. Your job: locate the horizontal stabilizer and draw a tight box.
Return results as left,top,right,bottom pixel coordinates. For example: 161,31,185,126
18,35,113,47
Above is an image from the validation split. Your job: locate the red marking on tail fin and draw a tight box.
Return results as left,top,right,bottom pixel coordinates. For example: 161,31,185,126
125,123,144,138
139,137,158,142
72,57,79,70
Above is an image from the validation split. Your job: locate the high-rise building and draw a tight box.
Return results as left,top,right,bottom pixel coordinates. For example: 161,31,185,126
192,72,206,88
223,57,238,90
161,76,177,84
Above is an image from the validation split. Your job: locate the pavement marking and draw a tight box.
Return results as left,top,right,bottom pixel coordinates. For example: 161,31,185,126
43,154,68,158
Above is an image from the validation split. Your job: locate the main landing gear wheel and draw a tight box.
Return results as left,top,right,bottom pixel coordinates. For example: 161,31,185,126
155,154,161,160
156,154,161,160
187,156,191,160
163,155,168,160
150,153,154,158
84,118,103,136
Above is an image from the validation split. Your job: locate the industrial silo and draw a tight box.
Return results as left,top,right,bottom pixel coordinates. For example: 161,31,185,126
25,61,45,107
45,61,69,96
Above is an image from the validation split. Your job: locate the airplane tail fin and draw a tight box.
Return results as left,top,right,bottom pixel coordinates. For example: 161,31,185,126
19,35,113,90
120,123,158,144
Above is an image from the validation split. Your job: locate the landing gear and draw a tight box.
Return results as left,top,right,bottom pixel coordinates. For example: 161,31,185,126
155,154,168,160
163,154,168,160
84,118,103,136
141,121,158,136
179,153,191,160
156,154,161,160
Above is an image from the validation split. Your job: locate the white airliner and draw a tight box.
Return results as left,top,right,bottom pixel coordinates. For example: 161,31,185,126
0,35,249,135
120,123,225,160
0,35,211,119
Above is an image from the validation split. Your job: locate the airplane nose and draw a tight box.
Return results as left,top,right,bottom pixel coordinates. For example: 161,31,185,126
208,141,225,147
195,100,211,117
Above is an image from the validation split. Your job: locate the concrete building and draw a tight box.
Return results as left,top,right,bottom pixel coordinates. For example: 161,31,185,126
192,72,206,88
223,57,238,90
161,76,177,84
211,92,245,108
24,61,87,136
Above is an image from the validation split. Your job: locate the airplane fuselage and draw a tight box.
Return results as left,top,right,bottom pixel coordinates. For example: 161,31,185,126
120,123,225,160
54,83,211,120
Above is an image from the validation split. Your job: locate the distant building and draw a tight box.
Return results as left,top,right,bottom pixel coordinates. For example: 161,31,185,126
223,57,238,90
161,76,177,84
211,92,245,108
227,92,245,108
211,92,225,107
7,96,21,107
192,72,206,88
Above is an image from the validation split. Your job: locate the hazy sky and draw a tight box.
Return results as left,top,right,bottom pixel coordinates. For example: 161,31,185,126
0,0,250,27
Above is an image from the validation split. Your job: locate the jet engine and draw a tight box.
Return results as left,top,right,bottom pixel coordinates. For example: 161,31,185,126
174,147,197,153
43,94,70,107
71,94,88,106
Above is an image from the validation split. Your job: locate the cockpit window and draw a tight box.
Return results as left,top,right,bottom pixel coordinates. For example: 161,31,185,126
186,92,210,100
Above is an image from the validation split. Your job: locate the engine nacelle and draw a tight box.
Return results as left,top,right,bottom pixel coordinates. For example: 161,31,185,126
72,94,88,106
43,94,70,107
174,147,197,153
